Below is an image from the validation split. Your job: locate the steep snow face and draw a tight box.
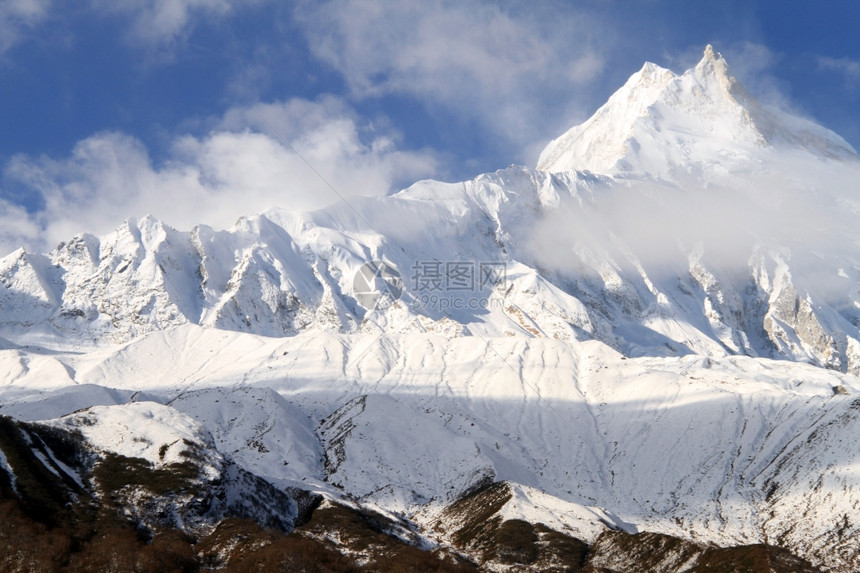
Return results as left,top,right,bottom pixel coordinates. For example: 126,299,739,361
317,394,495,513
536,60,676,174
169,386,325,490
0,250,64,328
537,45,857,176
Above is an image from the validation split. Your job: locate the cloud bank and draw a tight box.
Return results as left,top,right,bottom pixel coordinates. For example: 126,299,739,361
0,97,438,255
525,151,860,301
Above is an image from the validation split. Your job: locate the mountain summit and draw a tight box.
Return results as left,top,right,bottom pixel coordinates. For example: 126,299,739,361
538,45,857,176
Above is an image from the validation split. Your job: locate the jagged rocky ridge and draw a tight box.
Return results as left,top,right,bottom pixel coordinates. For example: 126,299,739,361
2,46,860,571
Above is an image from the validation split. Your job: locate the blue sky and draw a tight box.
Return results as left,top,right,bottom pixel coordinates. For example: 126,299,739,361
1,0,859,254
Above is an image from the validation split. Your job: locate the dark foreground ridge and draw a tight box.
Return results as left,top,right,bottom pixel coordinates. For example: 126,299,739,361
0,418,820,572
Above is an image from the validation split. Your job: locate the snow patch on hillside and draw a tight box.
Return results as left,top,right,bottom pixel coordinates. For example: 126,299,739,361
43,401,222,479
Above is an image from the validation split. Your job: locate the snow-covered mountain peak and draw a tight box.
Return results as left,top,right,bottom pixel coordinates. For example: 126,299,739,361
694,44,736,89
4,44,860,572
538,45,856,176
682,44,760,118
535,59,674,175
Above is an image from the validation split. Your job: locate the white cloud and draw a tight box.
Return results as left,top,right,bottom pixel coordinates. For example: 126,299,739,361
525,151,860,291
87,0,257,49
0,199,41,255
819,55,860,85
1,0,268,57
297,0,606,162
0,97,439,255
0,0,49,56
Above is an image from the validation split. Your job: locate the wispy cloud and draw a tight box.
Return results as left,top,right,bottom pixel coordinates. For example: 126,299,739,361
86,0,261,52
296,0,606,163
0,0,49,57
0,97,439,255
819,55,860,85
